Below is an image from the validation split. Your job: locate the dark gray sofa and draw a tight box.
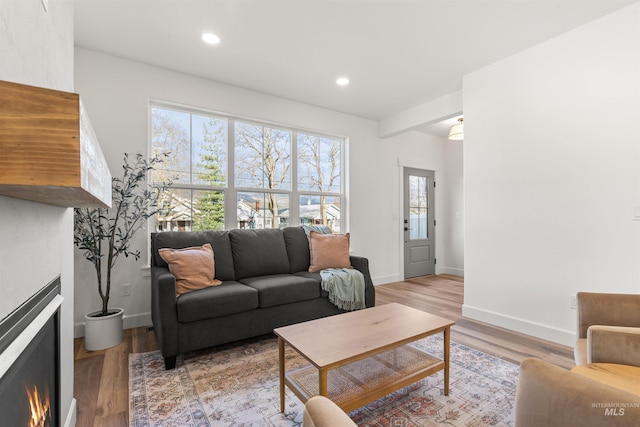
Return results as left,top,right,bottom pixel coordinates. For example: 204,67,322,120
150,226,375,369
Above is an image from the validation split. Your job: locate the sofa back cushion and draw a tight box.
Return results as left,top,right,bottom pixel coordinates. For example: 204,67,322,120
151,231,236,281
283,226,311,273
229,228,290,279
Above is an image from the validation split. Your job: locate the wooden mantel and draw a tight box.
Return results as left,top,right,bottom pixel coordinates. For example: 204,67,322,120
0,80,111,208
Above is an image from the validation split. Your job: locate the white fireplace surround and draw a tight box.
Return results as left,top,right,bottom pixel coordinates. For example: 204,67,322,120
0,294,63,380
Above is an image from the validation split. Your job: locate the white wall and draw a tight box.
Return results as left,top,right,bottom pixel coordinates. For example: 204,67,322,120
443,140,464,276
463,3,640,346
73,48,449,334
0,0,76,425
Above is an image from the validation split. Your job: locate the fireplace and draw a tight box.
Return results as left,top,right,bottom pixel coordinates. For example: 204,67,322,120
0,277,61,427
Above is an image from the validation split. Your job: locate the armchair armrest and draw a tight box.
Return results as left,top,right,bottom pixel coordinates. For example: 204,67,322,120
588,325,640,367
516,358,640,427
577,292,640,339
303,396,357,427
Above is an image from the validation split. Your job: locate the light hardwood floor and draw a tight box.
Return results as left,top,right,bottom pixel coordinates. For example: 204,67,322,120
73,274,575,426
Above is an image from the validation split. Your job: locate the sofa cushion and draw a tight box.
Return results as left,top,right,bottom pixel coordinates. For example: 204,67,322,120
158,243,222,296
293,270,321,282
284,226,311,273
176,281,259,323
294,270,330,299
152,231,235,281
240,274,320,308
308,232,352,273
230,229,290,279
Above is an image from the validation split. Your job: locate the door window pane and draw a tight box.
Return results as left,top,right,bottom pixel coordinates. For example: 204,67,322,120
409,175,428,240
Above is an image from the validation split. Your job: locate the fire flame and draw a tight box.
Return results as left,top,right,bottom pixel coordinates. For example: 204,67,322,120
25,385,51,427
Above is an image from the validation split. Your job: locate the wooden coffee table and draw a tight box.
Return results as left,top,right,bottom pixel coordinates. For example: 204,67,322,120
274,303,455,413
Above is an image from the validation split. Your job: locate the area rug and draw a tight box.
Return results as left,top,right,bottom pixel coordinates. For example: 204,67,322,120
129,334,519,426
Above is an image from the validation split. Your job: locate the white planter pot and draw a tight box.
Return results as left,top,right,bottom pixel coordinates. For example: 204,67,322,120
84,307,124,351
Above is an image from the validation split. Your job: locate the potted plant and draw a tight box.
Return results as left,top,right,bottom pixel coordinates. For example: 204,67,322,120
74,152,168,350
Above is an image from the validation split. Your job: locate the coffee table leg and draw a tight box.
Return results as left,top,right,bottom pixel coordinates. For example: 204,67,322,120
279,337,285,412
319,368,328,396
444,326,450,396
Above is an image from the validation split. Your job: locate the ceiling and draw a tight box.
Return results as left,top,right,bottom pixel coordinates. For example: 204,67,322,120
74,0,636,136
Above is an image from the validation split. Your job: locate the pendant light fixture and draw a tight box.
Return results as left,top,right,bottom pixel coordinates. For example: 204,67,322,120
448,118,464,140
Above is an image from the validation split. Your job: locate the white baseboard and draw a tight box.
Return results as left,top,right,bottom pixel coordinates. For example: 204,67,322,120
438,266,464,276
63,398,76,427
462,304,575,347
372,274,401,285
373,269,463,285
124,312,152,330
73,322,84,338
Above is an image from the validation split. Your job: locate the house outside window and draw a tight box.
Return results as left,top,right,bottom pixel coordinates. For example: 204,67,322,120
150,104,344,232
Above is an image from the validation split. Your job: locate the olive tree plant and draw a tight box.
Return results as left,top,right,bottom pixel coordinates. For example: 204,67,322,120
74,153,169,316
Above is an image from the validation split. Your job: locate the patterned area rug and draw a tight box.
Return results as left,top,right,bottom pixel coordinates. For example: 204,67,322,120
129,334,518,426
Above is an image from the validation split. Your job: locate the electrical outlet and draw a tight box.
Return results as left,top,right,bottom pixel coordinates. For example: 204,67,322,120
121,283,131,297
570,294,577,309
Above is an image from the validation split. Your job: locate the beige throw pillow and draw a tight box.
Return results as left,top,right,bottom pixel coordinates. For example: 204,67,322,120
308,231,353,273
158,243,222,296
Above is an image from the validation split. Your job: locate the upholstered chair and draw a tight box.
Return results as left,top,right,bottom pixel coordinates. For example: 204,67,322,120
303,396,357,427
515,358,640,426
575,292,640,366
516,292,640,426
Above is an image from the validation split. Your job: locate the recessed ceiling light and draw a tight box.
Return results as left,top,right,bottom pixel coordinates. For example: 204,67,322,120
336,77,350,86
202,33,220,45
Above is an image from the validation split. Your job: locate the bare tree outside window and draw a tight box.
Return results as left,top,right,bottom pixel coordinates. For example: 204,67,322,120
235,122,291,228
298,134,341,230
151,108,191,182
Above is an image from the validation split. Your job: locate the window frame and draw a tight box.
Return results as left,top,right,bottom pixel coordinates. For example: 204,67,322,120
149,100,347,232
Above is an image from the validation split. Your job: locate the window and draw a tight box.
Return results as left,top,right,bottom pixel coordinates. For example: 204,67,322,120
150,104,344,232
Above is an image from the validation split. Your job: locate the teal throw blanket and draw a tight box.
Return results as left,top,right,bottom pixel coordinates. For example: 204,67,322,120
319,268,366,311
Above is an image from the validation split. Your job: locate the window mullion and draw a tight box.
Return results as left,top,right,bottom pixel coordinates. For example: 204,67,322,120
290,131,299,226
226,118,236,231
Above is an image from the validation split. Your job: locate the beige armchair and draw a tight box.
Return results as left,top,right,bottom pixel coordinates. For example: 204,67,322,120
516,292,640,426
303,396,356,427
516,358,640,426
575,292,640,366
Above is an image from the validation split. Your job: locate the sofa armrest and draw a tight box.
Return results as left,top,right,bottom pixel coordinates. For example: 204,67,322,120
151,266,179,367
588,325,640,367
350,255,375,307
516,358,640,427
577,292,640,339
303,396,357,427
